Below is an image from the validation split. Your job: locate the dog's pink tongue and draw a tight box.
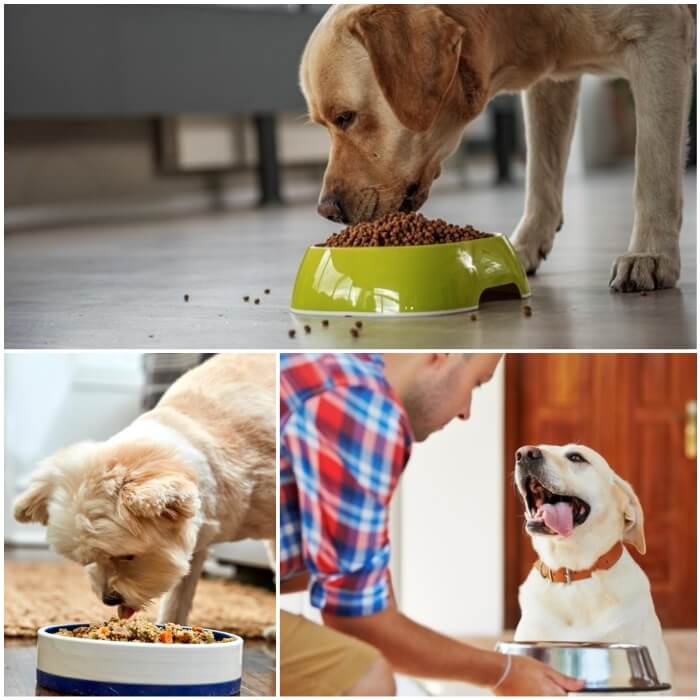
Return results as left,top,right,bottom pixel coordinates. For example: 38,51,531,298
118,605,136,620
539,502,574,536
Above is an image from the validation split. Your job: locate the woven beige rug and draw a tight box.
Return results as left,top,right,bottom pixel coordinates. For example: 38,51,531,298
5,561,275,639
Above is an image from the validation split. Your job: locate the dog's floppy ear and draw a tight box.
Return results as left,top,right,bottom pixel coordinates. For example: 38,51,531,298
613,474,646,554
15,441,102,525
348,5,465,132
120,473,200,521
110,445,200,522
14,466,54,525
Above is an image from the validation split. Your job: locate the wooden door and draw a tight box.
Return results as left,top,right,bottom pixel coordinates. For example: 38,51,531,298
504,354,696,629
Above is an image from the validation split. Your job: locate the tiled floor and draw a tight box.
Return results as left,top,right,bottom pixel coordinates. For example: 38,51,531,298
5,170,696,349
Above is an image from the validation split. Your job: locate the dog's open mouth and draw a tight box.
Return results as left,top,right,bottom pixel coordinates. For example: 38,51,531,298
524,476,590,536
118,605,137,620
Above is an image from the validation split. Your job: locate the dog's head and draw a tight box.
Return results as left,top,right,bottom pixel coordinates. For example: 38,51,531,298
13,441,201,617
515,444,645,568
300,5,488,224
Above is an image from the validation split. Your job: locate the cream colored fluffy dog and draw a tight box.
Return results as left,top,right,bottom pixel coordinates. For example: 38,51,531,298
302,5,696,291
14,354,276,624
514,444,671,686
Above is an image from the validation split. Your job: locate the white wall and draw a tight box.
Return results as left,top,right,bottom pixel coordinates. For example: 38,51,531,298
5,352,145,544
396,363,505,637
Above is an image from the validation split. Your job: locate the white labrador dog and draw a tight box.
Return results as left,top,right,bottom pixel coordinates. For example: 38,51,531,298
513,444,671,687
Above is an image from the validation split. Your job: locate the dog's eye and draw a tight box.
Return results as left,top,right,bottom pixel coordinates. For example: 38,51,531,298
333,111,356,130
566,452,588,464
116,555,135,561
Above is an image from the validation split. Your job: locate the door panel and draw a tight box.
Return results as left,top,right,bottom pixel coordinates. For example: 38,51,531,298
504,354,696,629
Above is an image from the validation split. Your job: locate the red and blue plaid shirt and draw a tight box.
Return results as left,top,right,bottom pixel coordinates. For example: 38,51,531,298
280,353,413,617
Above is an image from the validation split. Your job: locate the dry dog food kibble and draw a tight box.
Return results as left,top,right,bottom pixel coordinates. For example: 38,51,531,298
322,212,491,248
56,618,233,644
288,329,296,338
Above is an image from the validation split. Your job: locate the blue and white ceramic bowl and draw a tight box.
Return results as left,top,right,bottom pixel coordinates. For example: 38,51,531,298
37,623,243,696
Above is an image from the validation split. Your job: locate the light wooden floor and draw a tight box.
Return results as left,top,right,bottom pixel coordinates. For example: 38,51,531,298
5,170,696,349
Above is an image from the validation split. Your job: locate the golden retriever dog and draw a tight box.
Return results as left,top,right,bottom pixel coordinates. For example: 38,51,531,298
301,5,696,291
14,354,276,625
514,444,671,687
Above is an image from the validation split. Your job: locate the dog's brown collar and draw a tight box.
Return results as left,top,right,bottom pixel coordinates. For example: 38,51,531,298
534,541,625,584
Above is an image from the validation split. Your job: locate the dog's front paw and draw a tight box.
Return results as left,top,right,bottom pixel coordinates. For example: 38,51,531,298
511,237,553,276
609,253,680,292
510,216,561,275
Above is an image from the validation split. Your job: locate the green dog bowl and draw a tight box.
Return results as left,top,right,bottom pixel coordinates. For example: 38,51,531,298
290,233,530,316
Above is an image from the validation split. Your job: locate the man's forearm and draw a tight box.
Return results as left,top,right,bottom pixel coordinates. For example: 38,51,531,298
280,572,311,595
322,604,508,688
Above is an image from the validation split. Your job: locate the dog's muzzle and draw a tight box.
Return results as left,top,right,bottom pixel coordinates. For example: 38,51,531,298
516,445,544,469
102,591,124,606
515,446,591,536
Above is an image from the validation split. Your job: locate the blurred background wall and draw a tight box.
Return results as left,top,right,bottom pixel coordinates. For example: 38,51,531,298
395,362,505,637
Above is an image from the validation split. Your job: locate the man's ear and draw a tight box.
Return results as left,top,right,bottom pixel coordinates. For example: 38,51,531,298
14,466,54,525
614,474,646,554
348,5,465,132
113,449,200,522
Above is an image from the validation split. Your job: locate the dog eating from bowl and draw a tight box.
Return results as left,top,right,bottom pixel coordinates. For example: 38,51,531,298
13,354,276,626
513,443,672,687
301,5,696,292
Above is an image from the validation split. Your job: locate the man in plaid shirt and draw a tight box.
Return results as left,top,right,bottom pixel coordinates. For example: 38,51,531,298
280,353,583,697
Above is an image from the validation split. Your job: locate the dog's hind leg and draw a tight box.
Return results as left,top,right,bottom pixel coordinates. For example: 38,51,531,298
610,23,694,291
511,78,581,274
157,548,208,625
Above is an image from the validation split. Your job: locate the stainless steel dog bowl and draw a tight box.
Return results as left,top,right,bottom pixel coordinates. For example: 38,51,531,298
495,642,671,693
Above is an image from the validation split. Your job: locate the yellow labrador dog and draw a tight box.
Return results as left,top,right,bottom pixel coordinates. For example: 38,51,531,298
514,444,671,686
301,5,696,291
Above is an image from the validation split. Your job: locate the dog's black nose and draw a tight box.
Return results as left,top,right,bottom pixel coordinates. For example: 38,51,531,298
317,194,348,223
516,445,543,464
102,591,123,606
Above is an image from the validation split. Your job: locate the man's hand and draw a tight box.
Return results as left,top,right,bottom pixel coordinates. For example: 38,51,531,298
493,655,585,696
